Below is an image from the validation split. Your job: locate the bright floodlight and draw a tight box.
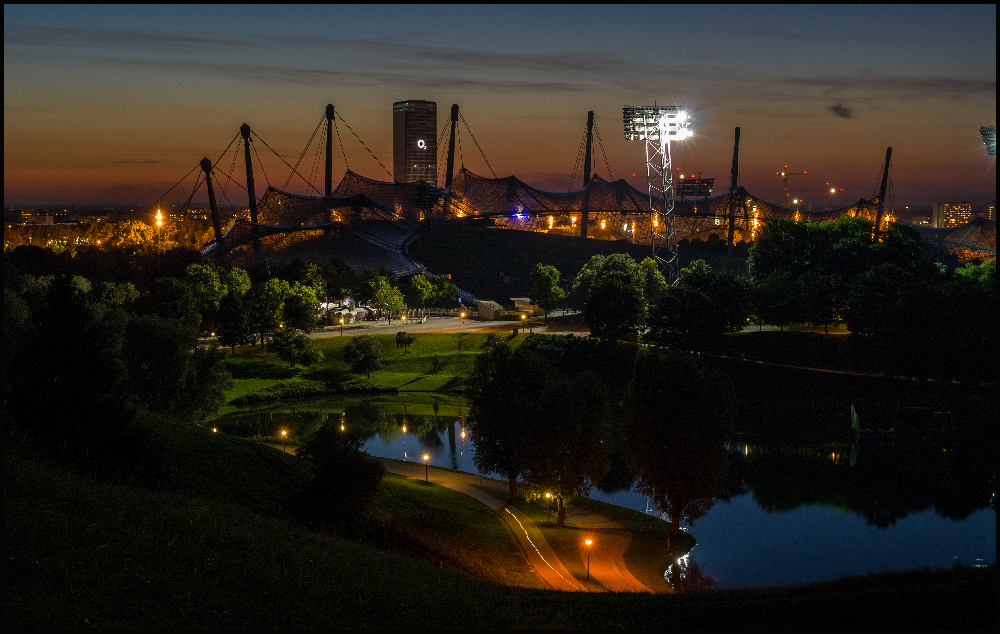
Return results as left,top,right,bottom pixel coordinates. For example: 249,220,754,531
981,126,997,155
623,106,691,141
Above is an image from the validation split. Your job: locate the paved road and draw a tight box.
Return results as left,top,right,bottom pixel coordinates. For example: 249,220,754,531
563,505,651,593
381,459,584,592
309,313,591,339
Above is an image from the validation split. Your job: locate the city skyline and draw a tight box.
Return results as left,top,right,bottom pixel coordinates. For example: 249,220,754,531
4,4,996,207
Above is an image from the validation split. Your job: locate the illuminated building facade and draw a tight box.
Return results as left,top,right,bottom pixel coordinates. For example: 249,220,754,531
931,201,972,228
983,201,996,221
393,100,437,184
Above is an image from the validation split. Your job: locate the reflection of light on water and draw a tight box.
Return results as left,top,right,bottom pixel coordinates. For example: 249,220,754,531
665,552,691,588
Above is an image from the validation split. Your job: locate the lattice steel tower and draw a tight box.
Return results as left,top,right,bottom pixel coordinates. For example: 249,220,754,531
623,105,692,284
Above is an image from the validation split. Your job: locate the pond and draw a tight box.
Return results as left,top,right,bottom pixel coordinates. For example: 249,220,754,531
218,396,996,590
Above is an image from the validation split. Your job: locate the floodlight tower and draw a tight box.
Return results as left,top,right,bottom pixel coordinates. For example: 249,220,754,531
980,126,997,156
623,105,692,284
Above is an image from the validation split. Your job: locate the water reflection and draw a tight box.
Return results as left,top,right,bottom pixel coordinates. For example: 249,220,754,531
665,552,716,592
218,397,995,589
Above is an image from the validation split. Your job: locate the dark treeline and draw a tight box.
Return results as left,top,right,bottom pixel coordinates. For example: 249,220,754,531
545,216,995,382
4,243,395,533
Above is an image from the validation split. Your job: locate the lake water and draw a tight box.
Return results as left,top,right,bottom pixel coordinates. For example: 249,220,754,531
220,400,996,589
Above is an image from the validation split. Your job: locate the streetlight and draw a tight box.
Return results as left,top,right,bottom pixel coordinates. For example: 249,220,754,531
339,317,344,336
545,493,552,524
422,453,430,482
585,539,593,580
280,429,288,453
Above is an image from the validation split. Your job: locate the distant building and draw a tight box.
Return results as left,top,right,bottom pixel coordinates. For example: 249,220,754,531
983,201,996,221
393,100,437,184
931,201,972,228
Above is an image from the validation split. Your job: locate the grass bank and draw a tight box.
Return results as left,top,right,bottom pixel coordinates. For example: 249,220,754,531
6,445,994,629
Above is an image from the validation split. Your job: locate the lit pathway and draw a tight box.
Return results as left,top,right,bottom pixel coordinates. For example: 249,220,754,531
380,459,584,592
563,506,652,593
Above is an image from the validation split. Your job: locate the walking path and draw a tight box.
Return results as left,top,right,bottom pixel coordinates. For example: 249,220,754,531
381,460,583,592
380,459,651,593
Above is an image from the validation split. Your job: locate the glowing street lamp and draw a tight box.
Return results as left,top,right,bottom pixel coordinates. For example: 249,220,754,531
339,317,344,336
422,453,430,482
585,539,593,580
545,493,552,523
280,429,288,453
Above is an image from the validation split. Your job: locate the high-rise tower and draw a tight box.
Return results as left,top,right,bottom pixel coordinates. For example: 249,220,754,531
393,100,437,184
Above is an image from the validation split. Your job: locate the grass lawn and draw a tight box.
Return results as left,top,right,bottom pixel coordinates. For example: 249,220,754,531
216,331,532,417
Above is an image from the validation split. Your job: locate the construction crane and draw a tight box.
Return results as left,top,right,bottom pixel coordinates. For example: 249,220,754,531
776,166,807,206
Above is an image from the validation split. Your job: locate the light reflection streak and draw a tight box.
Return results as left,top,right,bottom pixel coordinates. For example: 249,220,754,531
503,508,581,590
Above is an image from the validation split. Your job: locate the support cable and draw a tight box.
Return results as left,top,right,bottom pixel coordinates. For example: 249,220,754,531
335,112,391,180
250,128,324,196
436,119,450,187
307,124,325,194
176,170,204,219
211,166,249,195
251,141,272,189
567,124,587,191
594,123,614,181
333,117,350,172
153,162,201,208
283,115,325,190
459,112,496,178
219,138,241,209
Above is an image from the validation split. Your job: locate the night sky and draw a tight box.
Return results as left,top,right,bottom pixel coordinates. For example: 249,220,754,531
4,4,996,207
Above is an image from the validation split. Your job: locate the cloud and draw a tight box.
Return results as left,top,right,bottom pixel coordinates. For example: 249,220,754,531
3,24,247,55
829,102,853,118
727,28,872,43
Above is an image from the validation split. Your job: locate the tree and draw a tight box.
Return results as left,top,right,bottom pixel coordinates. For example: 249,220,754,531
222,267,251,298
568,255,605,312
294,424,385,530
186,263,227,334
752,271,802,330
268,327,324,367
583,254,645,342
637,257,668,306
371,277,405,324
405,274,434,309
282,282,321,333
343,334,384,378
529,263,565,320
622,348,734,529
96,281,139,307
215,292,254,353
649,260,751,347
430,277,458,309
137,277,201,331
247,277,289,344
465,341,550,500
396,331,417,353
521,371,611,526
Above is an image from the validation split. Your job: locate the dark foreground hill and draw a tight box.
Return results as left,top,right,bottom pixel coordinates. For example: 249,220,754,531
5,419,994,630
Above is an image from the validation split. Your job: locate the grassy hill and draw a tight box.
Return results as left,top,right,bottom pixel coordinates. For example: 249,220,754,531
7,441,993,629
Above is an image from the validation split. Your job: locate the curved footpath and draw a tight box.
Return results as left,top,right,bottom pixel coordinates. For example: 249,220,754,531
381,459,651,593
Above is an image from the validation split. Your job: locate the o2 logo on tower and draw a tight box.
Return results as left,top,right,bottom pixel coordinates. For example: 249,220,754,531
417,139,427,150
